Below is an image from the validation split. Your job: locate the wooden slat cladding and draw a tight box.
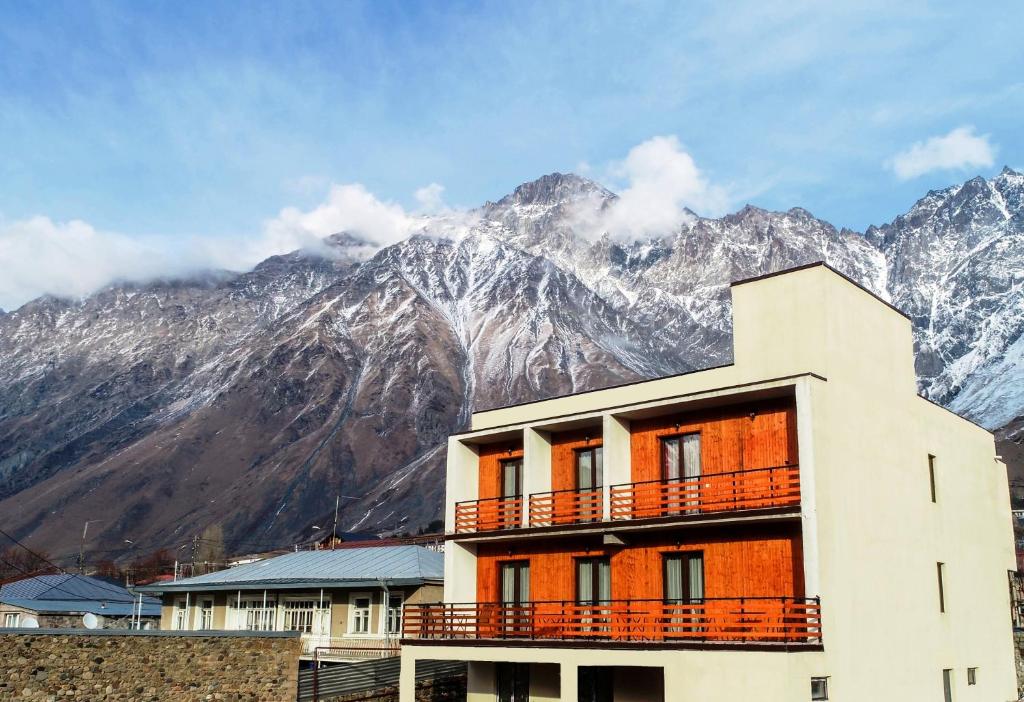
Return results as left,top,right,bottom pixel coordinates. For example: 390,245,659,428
476,525,803,603
629,398,797,483
550,430,603,493
477,442,524,500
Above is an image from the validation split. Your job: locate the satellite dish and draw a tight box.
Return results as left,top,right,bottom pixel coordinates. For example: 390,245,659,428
21,617,39,629
82,613,100,629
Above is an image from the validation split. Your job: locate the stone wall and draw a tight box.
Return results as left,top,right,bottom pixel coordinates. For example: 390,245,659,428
0,629,301,701
1015,629,1024,699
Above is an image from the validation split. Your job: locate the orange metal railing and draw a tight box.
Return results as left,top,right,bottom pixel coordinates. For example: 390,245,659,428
609,465,800,521
528,488,603,527
403,597,821,644
454,496,524,533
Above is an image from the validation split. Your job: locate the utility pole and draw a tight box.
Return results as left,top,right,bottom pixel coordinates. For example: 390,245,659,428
78,519,103,575
190,534,199,578
332,496,339,550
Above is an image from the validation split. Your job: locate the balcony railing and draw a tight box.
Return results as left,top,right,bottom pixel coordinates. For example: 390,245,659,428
454,466,800,533
301,634,400,660
403,597,821,644
528,488,603,527
609,465,800,521
454,495,524,533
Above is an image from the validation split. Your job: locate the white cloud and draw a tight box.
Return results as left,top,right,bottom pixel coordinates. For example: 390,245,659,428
0,182,445,311
413,183,447,214
0,216,203,311
571,135,731,241
887,126,996,180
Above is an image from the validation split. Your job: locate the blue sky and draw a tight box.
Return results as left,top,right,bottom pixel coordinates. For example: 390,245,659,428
0,0,1021,308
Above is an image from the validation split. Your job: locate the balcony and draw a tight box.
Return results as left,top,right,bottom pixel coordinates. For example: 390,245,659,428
610,465,800,521
453,466,800,534
528,488,603,527
403,597,821,645
455,495,524,533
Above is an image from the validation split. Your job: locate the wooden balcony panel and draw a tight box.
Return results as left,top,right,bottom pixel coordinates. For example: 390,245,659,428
610,465,800,521
403,598,821,645
528,489,603,527
454,496,524,533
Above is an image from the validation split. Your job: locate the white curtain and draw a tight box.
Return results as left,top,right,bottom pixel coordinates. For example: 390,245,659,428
662,438,680,480
682,434,702,479
688,554,704,601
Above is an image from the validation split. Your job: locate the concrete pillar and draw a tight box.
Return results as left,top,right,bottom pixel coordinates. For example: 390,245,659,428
795,377,821,598
468,661,496,702
398,650,417,702
523,428,552,527
444,540,477,603
559,661,579,702
446,437,480,531
602,414,632,519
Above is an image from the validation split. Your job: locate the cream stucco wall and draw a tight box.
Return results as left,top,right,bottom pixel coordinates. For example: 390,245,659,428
412,264,1017,701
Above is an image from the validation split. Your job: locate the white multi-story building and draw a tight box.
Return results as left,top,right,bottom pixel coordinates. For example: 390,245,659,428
399,263,1017,701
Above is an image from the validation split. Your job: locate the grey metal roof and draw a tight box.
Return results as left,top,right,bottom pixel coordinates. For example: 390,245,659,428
137,545,443,594
0,574,161,617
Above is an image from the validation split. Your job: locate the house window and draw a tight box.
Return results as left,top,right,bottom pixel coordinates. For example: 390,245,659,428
937,562,946,613
811,677,829,700
942,669,953,702
661,433,701,514
3,612,20,628
283,600,317,633
350,594,372,634
172,600,188,630
386,593,404,635
198,599,213,630
967,667,977,685
929,454,937,502
231,597,277,631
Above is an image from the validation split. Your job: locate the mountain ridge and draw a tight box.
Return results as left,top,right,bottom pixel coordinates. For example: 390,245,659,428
0,168,1021,561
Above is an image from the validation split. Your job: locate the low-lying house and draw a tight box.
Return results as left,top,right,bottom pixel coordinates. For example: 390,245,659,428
137,545,443,662
0,574,160,629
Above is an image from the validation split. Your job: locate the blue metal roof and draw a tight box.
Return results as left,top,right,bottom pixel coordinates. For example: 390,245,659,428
0,574,160,617
137,545,444,593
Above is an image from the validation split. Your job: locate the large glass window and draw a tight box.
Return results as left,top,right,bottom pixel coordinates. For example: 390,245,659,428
283,600,317,633
664,552,704,633
660,433,701,481
3,612,21,628
172,599,188,630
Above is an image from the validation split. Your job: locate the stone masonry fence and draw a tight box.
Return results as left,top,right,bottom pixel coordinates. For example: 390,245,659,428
0,629,301,701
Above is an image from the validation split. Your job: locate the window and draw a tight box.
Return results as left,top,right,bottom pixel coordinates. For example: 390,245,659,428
661,433,701,514
198,599,213,630
500,561,530,634
929,454,937,502
3,612,20,628
942,669,953,702
496,662,530,702
937,562,946,613
664,552,704,632
500,458,523,498
811,677,829,700
283,600,317,633
575,447,604,521
230,597,277,631
350,594,372,634
577,557,611,632
967,667,977,685
172,599,188,630
386,593,404,635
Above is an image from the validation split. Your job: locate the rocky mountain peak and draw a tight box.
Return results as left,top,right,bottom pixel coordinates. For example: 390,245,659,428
493,172,615,209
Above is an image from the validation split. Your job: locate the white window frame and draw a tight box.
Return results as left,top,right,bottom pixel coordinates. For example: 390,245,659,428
172,598,189,631
197,599,214,630
229,596,278,631
3,612,21,628
282,596,331,634
347,592,374,636
384,592,404,636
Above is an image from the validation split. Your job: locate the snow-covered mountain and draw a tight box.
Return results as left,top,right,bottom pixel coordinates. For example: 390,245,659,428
0,169,1021,560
